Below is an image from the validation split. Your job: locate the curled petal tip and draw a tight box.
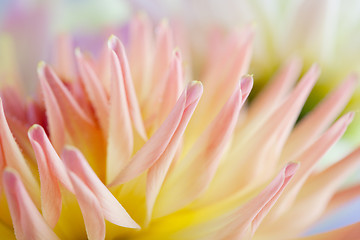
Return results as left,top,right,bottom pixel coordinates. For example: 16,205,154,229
241,75,254,95
345,111,355,123
284,162,299,177
107,35,117,49
74,47,82,57
37,61,46,73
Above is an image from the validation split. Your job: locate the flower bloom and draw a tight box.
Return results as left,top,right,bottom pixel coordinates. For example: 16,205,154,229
0,16,360,240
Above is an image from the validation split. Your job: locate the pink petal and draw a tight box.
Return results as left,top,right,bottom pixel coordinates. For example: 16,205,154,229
267,112,354,221
128,13,153,102
247,57,302,119
0,99,39,205
108,36,147,140
76,49,109,135
38,62,106,178
37,62,95,127
214,65,319,201
258,146,360,236
186,27,254,144
27,125,73,192
155,76,252,217
37,62,65,152
67,172,105,240
3,169,59,240
146,78,203,221
149,20,173,95
282,74,357,160
219,163,298,239
152,49,184,129
53,34,75,81
62,148,139,229
28,125,62,228
106,43,134,184
109,81,203,186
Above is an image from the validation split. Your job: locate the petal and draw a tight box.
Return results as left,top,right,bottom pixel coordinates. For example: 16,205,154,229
62,147,139,229
38,62,106,178
158,49,184,124
28,126,62,228
143,20,174,123
247,57,302,119
282,74,357,160
106,42,134,184
3,169,59,240
258,146,360,236
128,13,153,101
146,78,203,220
218,163,298,240
37,62,95,128
188,27,254,140
67,171,105,240
27,124,73,192
155,76,252,217
109,81,203,186
267,112,354,221
213,65,319,202
108,36,147,140
0,99,39,206
37,62,65,152
75,49,109,135
53,34,75,81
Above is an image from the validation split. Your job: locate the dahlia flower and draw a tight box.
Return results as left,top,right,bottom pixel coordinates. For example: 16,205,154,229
0,15,359,240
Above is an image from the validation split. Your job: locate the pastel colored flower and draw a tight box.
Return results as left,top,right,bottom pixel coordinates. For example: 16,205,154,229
0,15,359,240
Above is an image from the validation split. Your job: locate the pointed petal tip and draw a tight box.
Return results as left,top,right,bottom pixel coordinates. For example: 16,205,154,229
342,111,355,125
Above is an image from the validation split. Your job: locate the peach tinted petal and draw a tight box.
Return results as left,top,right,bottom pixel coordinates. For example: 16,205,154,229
0,99,39,205
247,57,302,119
219,163,298,240
108,36,147,140
128,13,153,101
156,76,252,216
146,79,202,220
62,148,139,229
37,63,65,152
28,126,62,228
106,44,134,184
268,112,354,221
76,49,109,135
27,125,73,192
3,169,59,240
282,74,357,160
67,172,105,240
110,81,203,186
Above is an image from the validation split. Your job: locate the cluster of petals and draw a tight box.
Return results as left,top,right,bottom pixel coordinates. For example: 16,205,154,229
0,15,359,240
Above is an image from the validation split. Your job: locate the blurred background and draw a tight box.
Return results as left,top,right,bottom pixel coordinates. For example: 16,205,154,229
0,0,359,235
